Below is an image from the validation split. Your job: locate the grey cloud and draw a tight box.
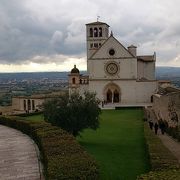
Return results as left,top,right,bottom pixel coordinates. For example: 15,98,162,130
0,0,180,66
0,0,86,64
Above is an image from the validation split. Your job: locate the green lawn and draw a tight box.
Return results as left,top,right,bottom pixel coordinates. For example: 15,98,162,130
22,109,150,179
78,109,150,180
23,114,44,122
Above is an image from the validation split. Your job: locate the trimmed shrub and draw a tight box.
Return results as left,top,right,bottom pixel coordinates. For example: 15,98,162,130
0,116,99,180
137,123,180,179
138,169,180,180
145,123,179,170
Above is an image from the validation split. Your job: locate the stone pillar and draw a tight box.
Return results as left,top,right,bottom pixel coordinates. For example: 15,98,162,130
112,91,114,103
26,100,28,111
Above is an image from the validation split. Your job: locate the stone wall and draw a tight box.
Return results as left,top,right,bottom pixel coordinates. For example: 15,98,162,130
88,58,137,80
12,97,45,113
89,80,157,104
137,60,155,80
153,92,180,127
0,106,12,115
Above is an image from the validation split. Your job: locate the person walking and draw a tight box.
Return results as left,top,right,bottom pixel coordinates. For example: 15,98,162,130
149,120,154,130
159,121,165,135
154,122,158,135
102,101,104,108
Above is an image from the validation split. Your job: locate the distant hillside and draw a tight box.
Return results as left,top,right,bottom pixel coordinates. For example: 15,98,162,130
156,67,180,78
156,67,180,87
0,67,179,87
0,72,69,81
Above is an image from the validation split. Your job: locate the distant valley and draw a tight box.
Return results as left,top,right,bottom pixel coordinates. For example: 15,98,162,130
0,66,179,87
156,67,180,87
0,66,179,106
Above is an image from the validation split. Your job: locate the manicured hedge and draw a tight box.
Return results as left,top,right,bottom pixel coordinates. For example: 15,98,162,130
137,123,180,179
138,169,180,180
0,116,99,180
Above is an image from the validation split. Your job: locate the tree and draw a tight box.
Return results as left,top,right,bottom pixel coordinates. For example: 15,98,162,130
43,91,101,136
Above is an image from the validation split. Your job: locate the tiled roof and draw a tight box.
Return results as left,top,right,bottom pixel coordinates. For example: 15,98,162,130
158,80,171,83
128,45,137,48
164,87,180,93
86,21,110,27
137,55,155,62
158,86,180,95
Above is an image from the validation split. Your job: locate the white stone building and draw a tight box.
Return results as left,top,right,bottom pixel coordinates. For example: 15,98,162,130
12,96,45,113
11,91,65,114
69,21,158,107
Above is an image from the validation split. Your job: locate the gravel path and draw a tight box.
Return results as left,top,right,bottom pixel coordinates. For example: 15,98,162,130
0,125,42,180
158,133,180,164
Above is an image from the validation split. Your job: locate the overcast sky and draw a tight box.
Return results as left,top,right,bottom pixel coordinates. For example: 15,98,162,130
0,0,180,72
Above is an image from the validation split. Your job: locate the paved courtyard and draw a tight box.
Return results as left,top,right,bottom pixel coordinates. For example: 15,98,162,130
0,125,42,180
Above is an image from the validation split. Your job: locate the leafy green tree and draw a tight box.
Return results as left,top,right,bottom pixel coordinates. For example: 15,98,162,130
43,91,101,136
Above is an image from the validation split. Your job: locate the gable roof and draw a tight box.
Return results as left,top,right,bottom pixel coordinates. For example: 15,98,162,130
90,35,134,59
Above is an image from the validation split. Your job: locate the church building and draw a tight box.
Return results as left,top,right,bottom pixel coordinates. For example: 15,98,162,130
69,21,158,107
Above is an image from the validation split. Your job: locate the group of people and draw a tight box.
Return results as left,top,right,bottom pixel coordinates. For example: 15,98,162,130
148,120,166,135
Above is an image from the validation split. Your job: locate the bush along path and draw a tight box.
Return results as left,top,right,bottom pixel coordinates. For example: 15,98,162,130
138,123,180,180
0,116,99,180
0,125,42,180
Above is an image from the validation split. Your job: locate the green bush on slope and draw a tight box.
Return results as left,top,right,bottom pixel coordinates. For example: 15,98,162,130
0,116,99,180
138,124,180,180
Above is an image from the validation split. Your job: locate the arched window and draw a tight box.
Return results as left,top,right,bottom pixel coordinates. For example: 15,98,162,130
32,100,35,110
94,27,98,37
72,78,76,84
90,28,93,37
104,83,121,104
23,100,26,110
28,99,31,110
94,43,98,48
99,27,102,37
151,96,153,103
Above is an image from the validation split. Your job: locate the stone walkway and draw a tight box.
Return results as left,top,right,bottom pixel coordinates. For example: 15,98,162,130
0,125,42,180
158,133,180,164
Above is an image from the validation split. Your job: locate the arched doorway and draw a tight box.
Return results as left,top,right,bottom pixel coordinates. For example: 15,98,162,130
107,89,112,103
114,89,119,103
103,83,121,104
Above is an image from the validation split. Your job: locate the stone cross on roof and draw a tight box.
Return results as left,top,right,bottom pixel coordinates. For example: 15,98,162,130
97,15,100,21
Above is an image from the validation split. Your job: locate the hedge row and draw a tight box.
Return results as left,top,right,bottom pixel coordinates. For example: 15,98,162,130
0,116,99,180
138,169,180,180
137,123,180,179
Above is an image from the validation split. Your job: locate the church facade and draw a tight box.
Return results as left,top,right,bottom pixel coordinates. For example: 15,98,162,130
69,21,158,106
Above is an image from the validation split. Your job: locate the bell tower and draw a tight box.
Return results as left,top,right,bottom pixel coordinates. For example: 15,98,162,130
86,21,110,60
68,65,80,91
